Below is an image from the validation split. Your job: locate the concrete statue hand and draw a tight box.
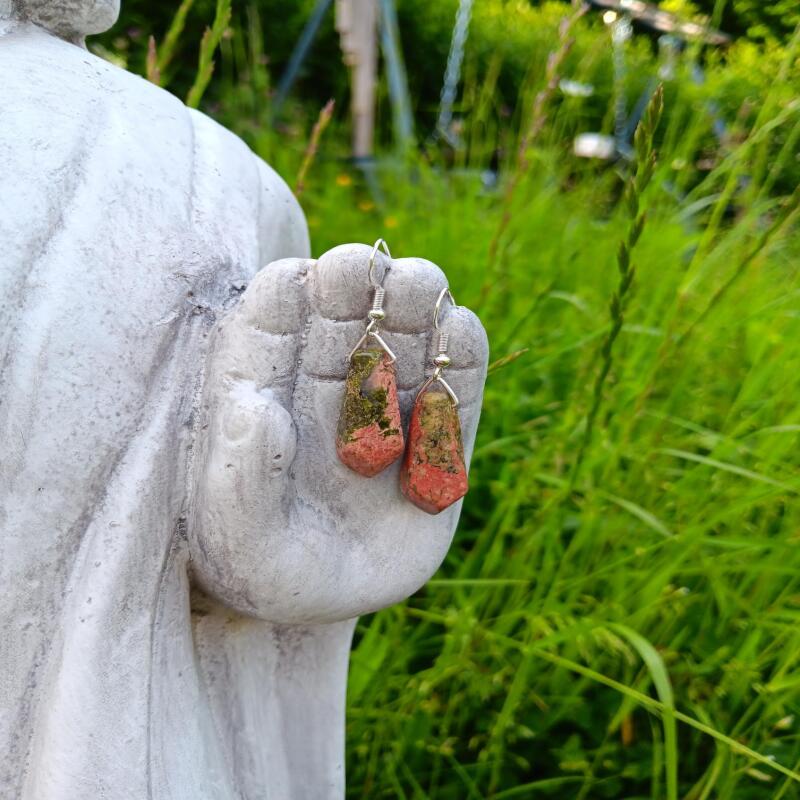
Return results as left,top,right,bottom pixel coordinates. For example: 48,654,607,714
0,2,488,799
192,246,488,625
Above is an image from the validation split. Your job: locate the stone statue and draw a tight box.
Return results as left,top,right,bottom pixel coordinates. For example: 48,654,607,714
0,2,488,798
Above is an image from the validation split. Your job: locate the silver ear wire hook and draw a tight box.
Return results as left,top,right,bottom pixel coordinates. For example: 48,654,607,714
433,287,455,331
368,238,392,288
348,239,397,362
421,287,459,406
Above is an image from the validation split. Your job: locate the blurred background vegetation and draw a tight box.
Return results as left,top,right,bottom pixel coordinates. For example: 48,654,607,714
97,1,800,797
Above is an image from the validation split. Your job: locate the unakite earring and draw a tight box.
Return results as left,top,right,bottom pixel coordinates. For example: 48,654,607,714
400,287,468,514
335,239,405,477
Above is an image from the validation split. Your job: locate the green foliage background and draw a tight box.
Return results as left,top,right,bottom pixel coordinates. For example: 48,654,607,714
98,0,799,112
96,1,800,797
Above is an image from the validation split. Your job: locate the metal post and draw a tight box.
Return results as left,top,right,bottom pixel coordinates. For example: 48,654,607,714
436,0,473,145
378,0,415,152
272,0,334,119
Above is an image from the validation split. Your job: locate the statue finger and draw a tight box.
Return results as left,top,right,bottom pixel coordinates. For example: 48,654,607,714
300,252,449,396
382,256,449,403
191,378,296,614
213,258,312,408
310,243,390,321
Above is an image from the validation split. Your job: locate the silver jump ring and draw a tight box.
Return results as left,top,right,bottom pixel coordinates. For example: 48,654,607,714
433,287,456,330
368,238,392,288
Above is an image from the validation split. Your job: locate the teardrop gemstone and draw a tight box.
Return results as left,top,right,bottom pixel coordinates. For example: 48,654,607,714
336,348,404,477
400,387,468,514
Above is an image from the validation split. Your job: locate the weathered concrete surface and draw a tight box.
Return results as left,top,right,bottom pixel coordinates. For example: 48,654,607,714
0,3,488,798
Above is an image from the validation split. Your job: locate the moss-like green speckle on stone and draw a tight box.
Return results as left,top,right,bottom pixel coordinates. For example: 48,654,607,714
416,390,462,473
400,385,468,513
337,348,401,442
336,347,405,476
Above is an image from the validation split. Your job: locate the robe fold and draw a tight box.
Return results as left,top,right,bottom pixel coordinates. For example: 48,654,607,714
0,24,309,798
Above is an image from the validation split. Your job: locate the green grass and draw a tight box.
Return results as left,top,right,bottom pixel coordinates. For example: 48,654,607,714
103,3,800,796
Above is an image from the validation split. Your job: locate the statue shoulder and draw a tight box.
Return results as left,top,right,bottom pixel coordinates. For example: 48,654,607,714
0,24,308,266
187,108,310,263
0,25,195,164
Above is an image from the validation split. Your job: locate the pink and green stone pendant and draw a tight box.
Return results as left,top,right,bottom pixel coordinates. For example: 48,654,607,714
400,289,468,514
337,239,404,476
400,386,468,514
336,347,404,477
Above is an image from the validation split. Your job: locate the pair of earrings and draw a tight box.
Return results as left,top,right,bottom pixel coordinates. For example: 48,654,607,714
335,240,468,515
